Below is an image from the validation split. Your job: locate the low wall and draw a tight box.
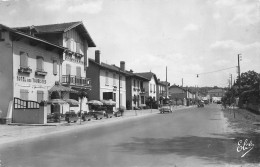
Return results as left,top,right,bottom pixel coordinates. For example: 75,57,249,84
247,103,260,114
12,106,47,124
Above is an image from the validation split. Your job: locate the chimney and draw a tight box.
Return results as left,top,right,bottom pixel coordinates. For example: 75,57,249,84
95,50,100,64
130,69,133,73
120,61,125,71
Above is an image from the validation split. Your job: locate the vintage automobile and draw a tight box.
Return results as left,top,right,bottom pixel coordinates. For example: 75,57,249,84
65,111,78,123
81,111,93,121
197,101,205,107
89,111,105,120
159,105,172,114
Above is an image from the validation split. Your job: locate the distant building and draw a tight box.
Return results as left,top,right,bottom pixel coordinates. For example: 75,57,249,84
157,79,170,105
134,72,158,102
169,85,196,105
86,51,127,108
208,88,225,102
125,70,149,109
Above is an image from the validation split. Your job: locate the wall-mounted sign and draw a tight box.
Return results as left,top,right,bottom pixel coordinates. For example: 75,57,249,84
17,76,46,84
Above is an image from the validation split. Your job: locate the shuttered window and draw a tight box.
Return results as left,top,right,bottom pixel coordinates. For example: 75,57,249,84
113,74,116,86
36,56,44,71
53,60,57,75
37,91,44,102
76,66,81,77
20,52,28,68
20,89,29,100
66,64,71,75
105,71,109,85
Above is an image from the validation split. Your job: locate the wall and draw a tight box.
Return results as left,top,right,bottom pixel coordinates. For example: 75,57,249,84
99,69,126,108
12,106,47,124
13,39,61,102
148,75,157,99
86,61,100,100
0,31,13,119
126,77,132,109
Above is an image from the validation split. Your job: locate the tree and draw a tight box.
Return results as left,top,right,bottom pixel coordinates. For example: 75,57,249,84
237,70,260,92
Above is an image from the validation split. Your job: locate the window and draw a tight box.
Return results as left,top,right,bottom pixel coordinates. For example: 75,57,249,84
0,31,4,41
105,71,109,85
150,84,152,92
20,89,29,100
113,93,116,102
20,52,28,68
133,79,136,87
141,96,145,104
103,92,113,100
76,43,81,53
37,91,44,102
53,60,57,75
119,76,122,88
76,66,81,77
113,73,116,86
36,56,44,71
66,64,71,75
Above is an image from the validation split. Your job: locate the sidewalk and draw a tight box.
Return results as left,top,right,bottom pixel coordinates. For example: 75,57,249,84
0,105,192,146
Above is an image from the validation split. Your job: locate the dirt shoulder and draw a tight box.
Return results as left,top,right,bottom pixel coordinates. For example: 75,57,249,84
222,107,260,133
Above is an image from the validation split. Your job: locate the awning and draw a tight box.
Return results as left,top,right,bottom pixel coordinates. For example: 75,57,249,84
49,82,78,94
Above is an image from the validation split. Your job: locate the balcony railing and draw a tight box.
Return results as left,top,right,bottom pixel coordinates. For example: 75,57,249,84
61,75,91,88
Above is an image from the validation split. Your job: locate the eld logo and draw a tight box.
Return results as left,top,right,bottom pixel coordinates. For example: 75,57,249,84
237,139,254,157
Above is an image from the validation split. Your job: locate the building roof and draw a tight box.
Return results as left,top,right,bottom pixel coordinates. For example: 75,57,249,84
208,88,224,93
89,58,128,75
14,21,96,47
125,71,150,81
158,80,170,86
0,24,66,52
134,72,158,83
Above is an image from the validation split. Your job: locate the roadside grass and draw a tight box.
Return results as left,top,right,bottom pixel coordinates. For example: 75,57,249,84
222,107,260,133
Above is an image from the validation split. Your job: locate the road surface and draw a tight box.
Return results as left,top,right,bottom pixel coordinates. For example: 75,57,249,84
0,104,259,167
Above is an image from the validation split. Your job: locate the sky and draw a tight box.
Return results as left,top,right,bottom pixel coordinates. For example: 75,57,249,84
0,0,259,87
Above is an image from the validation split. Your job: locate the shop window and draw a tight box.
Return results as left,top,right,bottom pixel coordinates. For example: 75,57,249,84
20,89,29,100
141,96,145,104
20,52,28,68
53,60,57,75
37,91,44,102
103,92,113,100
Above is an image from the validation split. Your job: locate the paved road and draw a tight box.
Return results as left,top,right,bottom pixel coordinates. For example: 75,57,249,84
0,104,259,167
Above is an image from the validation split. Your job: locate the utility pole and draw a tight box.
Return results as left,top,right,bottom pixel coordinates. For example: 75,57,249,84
238,54,241,95
166,66,168,101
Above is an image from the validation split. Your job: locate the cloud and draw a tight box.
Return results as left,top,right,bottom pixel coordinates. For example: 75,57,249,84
183,23,199,31
68,0,103,14
210,40,260,52
213,13,221,19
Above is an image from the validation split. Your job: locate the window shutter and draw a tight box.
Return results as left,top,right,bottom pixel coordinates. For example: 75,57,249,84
76,66,81,77
20,52,28,68
66,64,71,75
67,39,71,50
105,71,109,85
76,43,80,53
36,57,43,71
53,60,57,75
37,91,44,102
20,89,29,100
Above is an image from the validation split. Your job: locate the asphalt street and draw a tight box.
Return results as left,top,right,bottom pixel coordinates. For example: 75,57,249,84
0,104,259,167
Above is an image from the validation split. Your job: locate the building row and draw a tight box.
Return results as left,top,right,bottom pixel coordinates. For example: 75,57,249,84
0,21,170,124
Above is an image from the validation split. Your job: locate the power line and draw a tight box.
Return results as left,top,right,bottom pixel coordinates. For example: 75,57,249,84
197,66,237,77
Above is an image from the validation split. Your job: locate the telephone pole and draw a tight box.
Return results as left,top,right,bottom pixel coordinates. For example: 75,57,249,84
238,54,241,95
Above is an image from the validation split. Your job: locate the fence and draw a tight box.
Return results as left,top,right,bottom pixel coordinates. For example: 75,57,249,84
13,97,39,109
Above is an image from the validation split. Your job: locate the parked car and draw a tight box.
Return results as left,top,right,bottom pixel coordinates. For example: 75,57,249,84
159,105,172,113
197,101,205,107
104,111,114,118
114,110,123,117
90,111,105,120
81,112,93,121
65,111,78,123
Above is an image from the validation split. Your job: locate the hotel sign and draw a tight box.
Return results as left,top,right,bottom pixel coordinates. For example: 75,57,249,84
17,76,46,84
